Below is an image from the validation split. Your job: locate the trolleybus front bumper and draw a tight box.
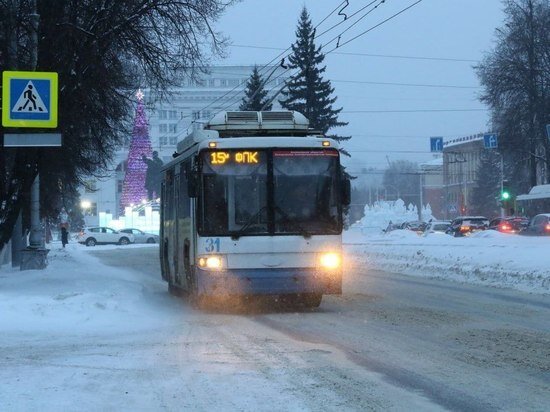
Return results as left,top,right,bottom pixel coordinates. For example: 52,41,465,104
196,267,342,296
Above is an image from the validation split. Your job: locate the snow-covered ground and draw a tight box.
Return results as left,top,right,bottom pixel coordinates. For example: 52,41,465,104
345,201,550,294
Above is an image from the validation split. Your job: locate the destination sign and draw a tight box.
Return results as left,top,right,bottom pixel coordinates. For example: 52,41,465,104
209,151,259,165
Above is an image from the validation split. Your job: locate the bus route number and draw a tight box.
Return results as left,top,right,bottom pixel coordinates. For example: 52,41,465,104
205,238,220,252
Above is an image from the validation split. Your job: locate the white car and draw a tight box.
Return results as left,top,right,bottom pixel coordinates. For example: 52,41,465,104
422,221,451,236
77,227,135,246
119,228,159,244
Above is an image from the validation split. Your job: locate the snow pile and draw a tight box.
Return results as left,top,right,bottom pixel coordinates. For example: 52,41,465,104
0,243,168,335
345,221,550,294
350,199,435,234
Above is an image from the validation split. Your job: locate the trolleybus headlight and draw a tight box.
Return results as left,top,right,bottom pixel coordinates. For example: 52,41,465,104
198,255,223,270
319,252,341,269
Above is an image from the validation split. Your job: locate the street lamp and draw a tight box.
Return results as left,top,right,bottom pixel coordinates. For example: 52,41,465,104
80,200,91,214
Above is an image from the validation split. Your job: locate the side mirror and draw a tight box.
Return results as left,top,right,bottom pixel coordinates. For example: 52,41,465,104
341,179,351,206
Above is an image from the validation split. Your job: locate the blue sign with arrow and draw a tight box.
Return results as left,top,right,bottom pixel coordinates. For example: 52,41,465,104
430,137,443,152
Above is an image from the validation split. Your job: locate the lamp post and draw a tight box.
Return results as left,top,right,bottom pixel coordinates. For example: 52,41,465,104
81,200,91,226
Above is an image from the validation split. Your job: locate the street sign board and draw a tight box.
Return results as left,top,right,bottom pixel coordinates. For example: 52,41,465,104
448,204,457,213
430,136,443,152
483,133,498,149
3,133,62,147
2,71,58,128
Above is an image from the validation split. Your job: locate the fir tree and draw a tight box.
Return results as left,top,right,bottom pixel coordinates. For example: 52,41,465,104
470,150,502,217
240,66,272,111
280,7,349,146
120,90,153,211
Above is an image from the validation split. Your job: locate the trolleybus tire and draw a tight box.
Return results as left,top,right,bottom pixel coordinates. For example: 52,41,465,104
302,293,322,308
168,282,183,297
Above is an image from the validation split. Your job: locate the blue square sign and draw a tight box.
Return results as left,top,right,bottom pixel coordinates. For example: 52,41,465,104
483,133,498,149
2,71,58,128
430,137,443,152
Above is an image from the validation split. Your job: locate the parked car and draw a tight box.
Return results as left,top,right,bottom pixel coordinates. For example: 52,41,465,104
422,220,451,236
446,216,489,237
488,216,529,234
520,213,550,236
401,221,428,234
119,228,159,244
77,227,135,246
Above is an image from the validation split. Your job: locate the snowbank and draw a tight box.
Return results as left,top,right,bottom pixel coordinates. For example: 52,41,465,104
345,214,550,295
351,199,434,234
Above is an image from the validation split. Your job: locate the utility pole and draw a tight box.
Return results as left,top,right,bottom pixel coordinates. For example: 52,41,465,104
21,0,49,270
418,172,423,221
7,0,24,268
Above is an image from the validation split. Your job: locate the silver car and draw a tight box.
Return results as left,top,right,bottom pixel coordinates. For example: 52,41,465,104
119,228,159,244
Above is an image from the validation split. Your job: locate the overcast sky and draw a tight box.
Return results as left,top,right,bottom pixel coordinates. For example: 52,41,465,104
213,0,505,174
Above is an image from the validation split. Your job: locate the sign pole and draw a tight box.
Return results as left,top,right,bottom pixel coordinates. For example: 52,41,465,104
20,0,49,269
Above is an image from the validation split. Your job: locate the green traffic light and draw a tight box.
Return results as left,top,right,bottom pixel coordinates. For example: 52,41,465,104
501,191,510,200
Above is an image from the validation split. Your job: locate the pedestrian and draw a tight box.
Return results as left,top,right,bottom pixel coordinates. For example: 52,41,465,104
61,226,69,248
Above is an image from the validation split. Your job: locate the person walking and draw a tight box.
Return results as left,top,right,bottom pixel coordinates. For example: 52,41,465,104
61,227,69,248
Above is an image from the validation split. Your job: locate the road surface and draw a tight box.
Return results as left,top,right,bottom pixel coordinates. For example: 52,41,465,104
2,246,548,411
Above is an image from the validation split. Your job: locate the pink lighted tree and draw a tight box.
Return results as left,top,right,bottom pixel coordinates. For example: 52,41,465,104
120,89,153,212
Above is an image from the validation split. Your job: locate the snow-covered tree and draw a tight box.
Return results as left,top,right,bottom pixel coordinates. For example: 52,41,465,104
279,7,349,147
0,0,233,252
470,150,502,217
476,0,550,189
240,66,272,111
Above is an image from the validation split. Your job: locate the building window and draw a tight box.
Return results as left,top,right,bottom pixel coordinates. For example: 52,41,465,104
220,79,227,86
159,136,168,145
117,180,123,193
192,111,200,120
169,136,177,145
169,124,177,134
159,110,167,120
169,110,177,120
209,79,215,87
159,124,168,133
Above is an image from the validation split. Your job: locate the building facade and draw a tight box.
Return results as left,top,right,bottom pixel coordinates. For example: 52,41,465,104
420,157,444,219
80,65,289,226
442,133,485,219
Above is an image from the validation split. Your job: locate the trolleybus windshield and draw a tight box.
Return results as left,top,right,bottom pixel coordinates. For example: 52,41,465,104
199,149,340,237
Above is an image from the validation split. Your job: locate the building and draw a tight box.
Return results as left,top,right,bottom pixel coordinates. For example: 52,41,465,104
442,133,485,219
420,157,444,219
79,65,289,226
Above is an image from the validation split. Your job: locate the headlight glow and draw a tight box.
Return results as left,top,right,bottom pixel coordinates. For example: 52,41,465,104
319,252,341,269
198,255,223,270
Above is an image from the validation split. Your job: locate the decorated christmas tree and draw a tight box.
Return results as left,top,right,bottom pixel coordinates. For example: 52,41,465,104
120,89,153,212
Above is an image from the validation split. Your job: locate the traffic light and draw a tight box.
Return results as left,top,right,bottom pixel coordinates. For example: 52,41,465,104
500,180,511,201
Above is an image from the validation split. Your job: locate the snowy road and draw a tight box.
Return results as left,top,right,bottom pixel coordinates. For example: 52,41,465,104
1,245,549,411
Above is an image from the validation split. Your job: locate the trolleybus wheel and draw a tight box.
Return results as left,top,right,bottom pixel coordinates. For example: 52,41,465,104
168,282,183,297
302,293,322,308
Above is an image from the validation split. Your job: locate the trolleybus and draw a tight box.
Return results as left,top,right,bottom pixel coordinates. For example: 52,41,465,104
159,111,350,308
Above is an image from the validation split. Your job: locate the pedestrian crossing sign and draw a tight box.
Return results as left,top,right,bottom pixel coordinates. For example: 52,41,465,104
2,71,58,128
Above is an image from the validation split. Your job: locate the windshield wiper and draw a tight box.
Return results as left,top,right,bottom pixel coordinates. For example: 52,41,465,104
231,206,267,240
274,206,311,239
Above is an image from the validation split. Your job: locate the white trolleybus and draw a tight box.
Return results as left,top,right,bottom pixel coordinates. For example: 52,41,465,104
160,111,350,308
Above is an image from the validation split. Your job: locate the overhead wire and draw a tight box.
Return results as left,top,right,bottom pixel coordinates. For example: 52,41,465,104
165,0,351,140
218,0,396,113
169,0,426,142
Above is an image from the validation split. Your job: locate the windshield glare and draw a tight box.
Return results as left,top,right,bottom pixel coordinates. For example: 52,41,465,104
199,149,340,236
